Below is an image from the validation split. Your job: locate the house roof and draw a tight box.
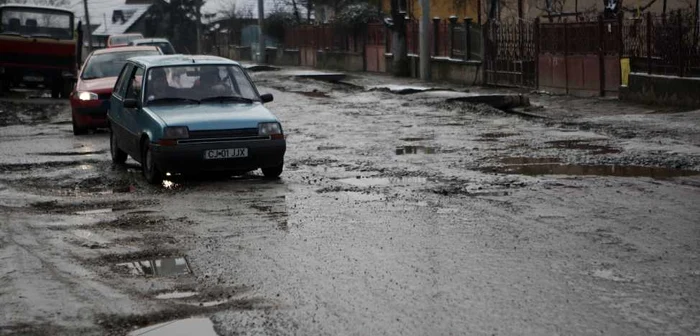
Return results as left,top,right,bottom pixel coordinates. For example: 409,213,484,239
69,0,151,36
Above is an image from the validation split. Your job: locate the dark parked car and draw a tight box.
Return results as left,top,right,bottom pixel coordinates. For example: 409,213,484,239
107,55,285,184
128,38,176,54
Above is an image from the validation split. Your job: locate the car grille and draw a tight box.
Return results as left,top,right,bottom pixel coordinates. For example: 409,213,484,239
98,93,112,100
180,128,267,144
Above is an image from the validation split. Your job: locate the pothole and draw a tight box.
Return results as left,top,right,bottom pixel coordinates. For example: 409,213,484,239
127,317,218,336
481,132,519,139
31,199,149,214
500,157,562,165
36,150,107,156
396,145,438,155
480,164,700,179
116,256,191,276
338,176,428,187
545,140,621,154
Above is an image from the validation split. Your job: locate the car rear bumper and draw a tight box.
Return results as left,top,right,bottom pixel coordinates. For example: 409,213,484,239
151,139,286,173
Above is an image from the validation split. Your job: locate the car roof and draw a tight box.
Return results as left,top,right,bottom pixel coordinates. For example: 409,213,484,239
0,4,73,15
128,55,240,68
92,46,160,55
131,38,171,44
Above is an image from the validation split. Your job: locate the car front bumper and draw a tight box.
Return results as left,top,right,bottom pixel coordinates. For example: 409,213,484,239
151,139,286,173
72,99,110,128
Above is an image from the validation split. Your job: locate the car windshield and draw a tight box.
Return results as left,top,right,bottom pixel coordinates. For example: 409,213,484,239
110,35,142,45
0,8,72,39
145,65,259,105
82,50,160,79
139,42,175,54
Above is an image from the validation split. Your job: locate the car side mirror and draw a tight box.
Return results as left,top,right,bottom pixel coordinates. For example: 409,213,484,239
260,93,273,104
123,98,140,109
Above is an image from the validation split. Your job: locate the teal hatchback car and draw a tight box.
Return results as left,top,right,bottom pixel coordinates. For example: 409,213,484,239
107,55,285,184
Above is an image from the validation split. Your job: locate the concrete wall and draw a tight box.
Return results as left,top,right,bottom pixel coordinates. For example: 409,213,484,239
620,73,700,108
229,46,252,62
270,48,301,66
316,51,364,72
385,55,483,85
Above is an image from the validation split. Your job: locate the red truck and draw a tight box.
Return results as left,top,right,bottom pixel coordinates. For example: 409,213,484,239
0,4,80,98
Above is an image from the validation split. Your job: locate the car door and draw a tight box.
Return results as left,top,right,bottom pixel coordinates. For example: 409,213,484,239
121,66,146,160
109,63,134,154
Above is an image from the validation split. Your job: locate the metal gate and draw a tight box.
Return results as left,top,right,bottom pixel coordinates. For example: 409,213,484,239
483,20,536,88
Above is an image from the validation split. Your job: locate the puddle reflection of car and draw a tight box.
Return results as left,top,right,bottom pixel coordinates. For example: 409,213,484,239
107,55,285,184
70,46,162,135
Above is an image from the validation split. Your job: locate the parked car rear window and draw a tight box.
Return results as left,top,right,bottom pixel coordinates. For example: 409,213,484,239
139,42,175,54
81,50,160,79
145,65,259,104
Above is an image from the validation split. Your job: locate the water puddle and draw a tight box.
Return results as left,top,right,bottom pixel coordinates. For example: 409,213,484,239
75,208,113,215
481,132,519,139
500,157,561,165
338,176,428,187
291,90,329,98
116,257,191,276
127,317,217,336
395,146,438,155
155,291,199,299
546,140,621,154
36,150,106,156
399,136,434,142
481,164,700,179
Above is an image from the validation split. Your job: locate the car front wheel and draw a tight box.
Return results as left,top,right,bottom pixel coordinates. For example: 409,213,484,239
141,140,163,185
110,128,127,164
261,163,283,179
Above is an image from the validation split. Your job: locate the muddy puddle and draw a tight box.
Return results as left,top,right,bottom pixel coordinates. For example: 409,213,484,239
481,132,519,139
36,150,106,156
339,176,429,187
500,157,562,165
546,140,621,154
116,256,191,276
290,90,330,98
399,136,434,142
395,146,438,155
482,164,700,179
128,317,218,336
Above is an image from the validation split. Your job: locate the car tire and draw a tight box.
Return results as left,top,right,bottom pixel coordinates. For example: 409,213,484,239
110,128,127,164
141,140,163,185
261,163,283,179
72,115,88,135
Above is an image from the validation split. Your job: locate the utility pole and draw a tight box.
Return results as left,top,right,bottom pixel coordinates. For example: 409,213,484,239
82,0,93,52
258,0,265,63
195,0,202,54
419,0,430,79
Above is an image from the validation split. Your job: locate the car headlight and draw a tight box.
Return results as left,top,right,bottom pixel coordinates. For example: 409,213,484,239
163,126,189,139
77,91,98,101
258,122,282,136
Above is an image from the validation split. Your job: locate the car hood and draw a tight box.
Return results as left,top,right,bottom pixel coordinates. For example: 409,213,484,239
145,103,279,130
78,76,118,92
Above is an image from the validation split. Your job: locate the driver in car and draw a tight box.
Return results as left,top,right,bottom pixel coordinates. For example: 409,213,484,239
147,68,171,102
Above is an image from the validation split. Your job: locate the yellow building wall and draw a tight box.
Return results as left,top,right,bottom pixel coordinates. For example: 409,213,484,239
381,0,478,21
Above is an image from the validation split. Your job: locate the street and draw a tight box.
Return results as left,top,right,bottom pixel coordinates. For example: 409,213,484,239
1,68,699,335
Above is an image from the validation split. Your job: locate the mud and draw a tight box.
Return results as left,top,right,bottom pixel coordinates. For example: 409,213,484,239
0,100,67,126
395,145,438,155
545,140,622,154
481,163,700,178
500,157,562,165
31,199,153,214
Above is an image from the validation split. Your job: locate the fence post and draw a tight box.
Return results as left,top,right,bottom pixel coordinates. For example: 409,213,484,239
465,17,472,60
449,16,458,58
535,18,540,90
433,17,440,56
618,14,624,57
646,12,652,75
598,15,605,97
677,10,684,77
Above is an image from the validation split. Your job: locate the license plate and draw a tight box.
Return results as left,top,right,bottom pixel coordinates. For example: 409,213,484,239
204,148,248,159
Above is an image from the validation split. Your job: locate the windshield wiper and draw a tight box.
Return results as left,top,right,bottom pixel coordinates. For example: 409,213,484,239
147,97,200,105
200,96,254,104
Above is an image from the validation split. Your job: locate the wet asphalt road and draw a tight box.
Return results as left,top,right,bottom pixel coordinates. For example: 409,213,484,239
1,69,700,335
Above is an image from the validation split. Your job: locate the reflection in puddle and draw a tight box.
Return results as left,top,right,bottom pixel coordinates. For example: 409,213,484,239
155,291,199,299
396,146,437,155
500,157,561,165
339,176,428,187
162,180,181,190
116,257,191,276
482,164,700,179
127,318,218,336
399,136,433,142
75,208,112,215
546,140,621,154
